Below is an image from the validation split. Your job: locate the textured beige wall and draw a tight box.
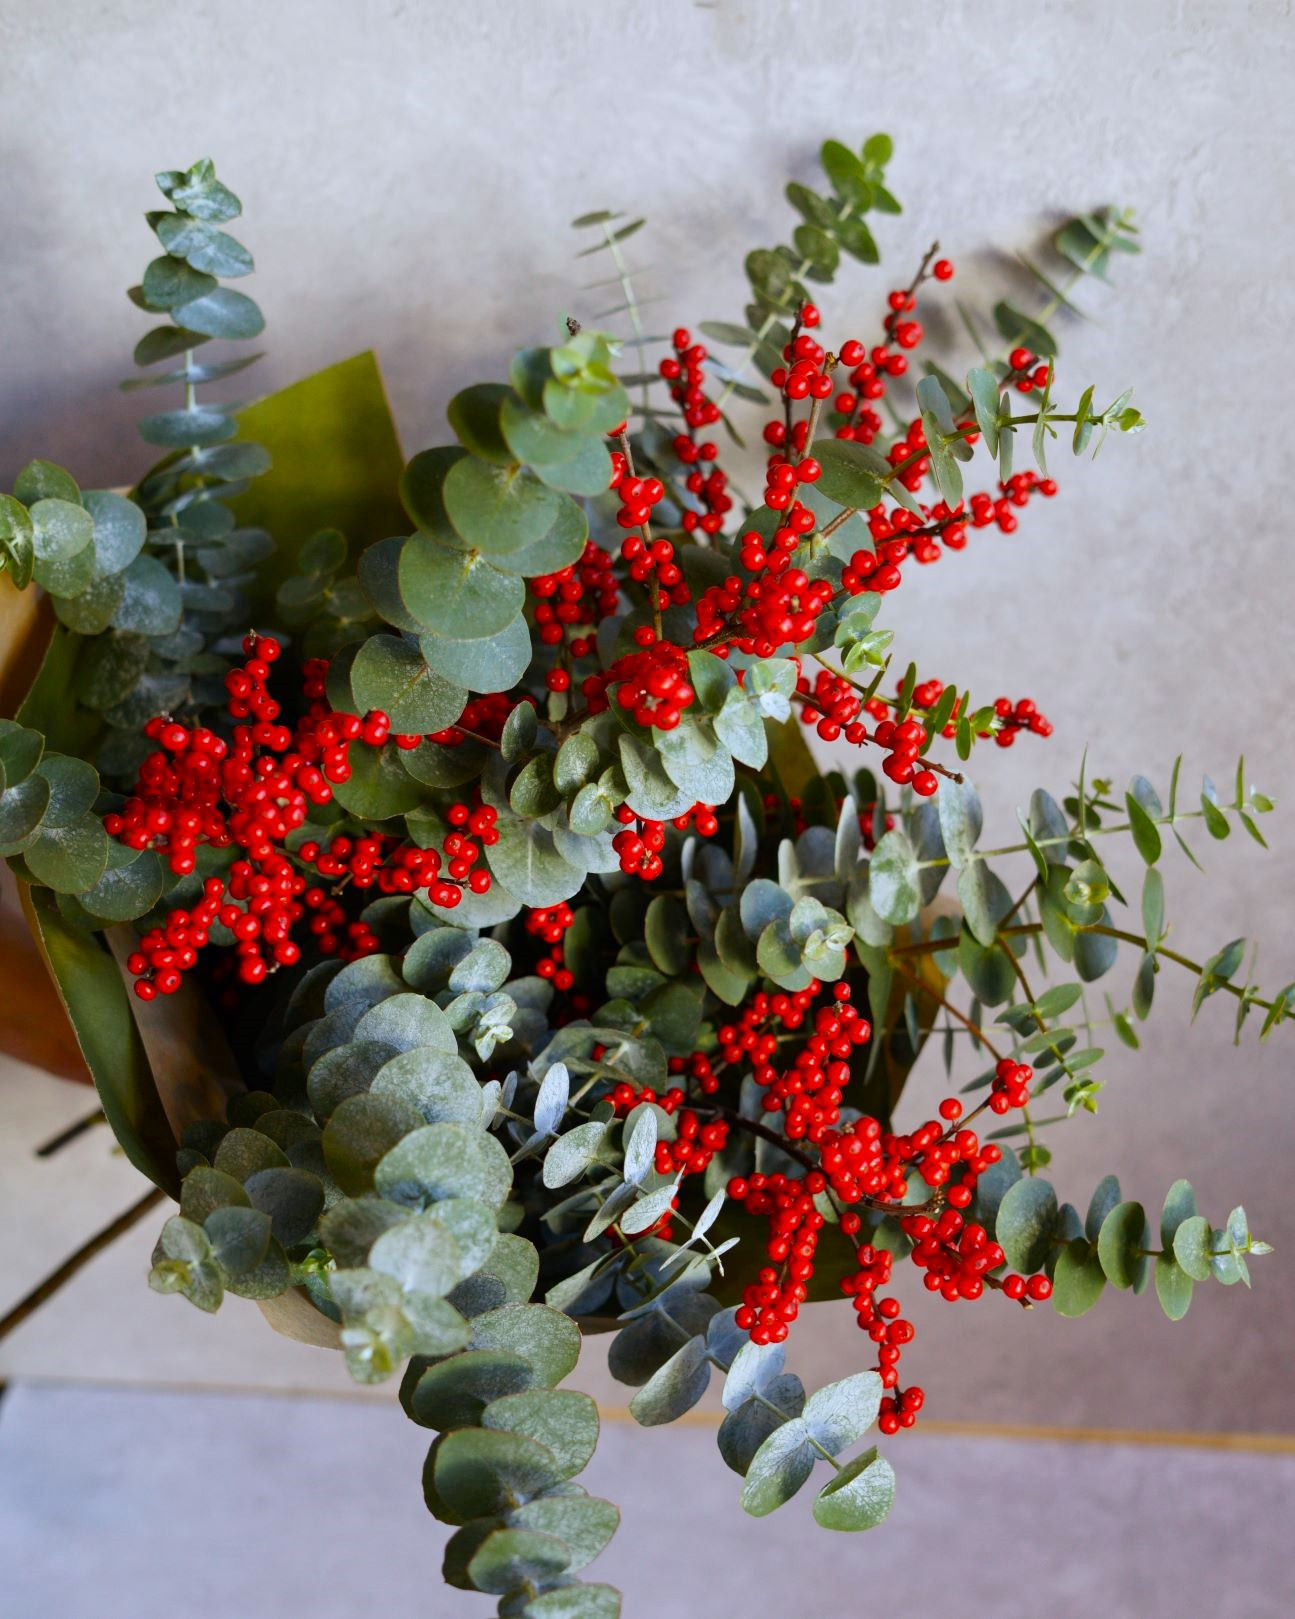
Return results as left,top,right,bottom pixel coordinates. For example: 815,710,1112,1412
2,0,1293,1432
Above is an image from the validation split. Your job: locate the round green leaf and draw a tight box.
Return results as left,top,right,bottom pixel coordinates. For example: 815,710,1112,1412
322,1093,425,1196
372,1047,484,1125
1161,1178,1198,1248
656,716,734,806
137,406,236,449
812,1446,896,1532
1154,1252,1194,1321
811,439,884,510
618,733,693,822
399,533,524,639
443,455,561,557
739,1418,816,1517
369,1214,464,1297
15,460,80,504
52,570,127,635
483,1388,599,1479
114,554,183,636
357,535,423,634
204,1204,272,1275
470,1302,580,1388
154,213,254,277
447,383,513,464
0,721,43,786
404,1347,535,1431
802,1371,884,1454
533,435,613,497
496,495,588,577
170,285,265,340
355,990,457,1052
73,843,164,922
1172,1213,1214,1282
349,633,467,734
242,1167,325,1247
0,772,52,853
83,491,147,574
419,614,532,694
141,255,218,310
996,1177,1059,1274
375,1122,513,1210
486,818,585,907
466,1528,571,1596
868,829,920,926
29,498,94,562
506,1495,619,1573
400,446,468,541
329,741,427,819
432,1427,564,1521
1051,1238,1107,1317
499,394,584,466
1097,1199,1151,1291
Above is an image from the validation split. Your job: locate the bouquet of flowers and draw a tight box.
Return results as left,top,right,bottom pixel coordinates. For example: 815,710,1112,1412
1,137,1280,1617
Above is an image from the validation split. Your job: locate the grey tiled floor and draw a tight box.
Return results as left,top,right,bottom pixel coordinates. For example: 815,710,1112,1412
2,1380,1292,1619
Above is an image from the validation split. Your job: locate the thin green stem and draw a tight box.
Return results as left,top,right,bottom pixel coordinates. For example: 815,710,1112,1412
603,221,649,415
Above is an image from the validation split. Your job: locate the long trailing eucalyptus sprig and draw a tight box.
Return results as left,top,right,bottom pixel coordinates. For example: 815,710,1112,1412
0,136,1284,1619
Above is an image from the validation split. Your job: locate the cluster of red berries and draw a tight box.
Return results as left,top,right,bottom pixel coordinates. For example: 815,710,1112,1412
658,328,731,539
989,695,1054,748
878,1388,925,1435
705,964,1060,1417
610,800,719,880
796,669,940,796
652,1108,730,1178
828,262,950,448
659,327,723,435
298,809,496,907
610,445,691,618
989,1057,1035,1114
606,640,697,731
530,541,619,656
1008,346,1053,394
731,1176,823,1343
125,868,295,1000
717,981,870,1141
109,637,511,999
525,903,576,992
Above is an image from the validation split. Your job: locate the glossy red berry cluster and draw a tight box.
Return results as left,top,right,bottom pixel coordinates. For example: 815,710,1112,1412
989,1057,1035,1114
606,640,697,731
530,540,619,657
660,327,732,540
718,981,871,1140
108,636,510,999
795,667,940,796
526,902,576,992
610,800,718,879
698,966,1058,1417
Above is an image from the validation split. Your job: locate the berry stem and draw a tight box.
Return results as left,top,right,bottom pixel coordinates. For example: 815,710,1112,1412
891,959,1007,1061
713,195,861,412
615,427,662,640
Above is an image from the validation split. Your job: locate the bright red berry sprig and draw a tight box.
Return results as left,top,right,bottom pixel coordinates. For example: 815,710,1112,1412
610,800,718,880
109,637,509,999
795,668,940,797
526,902,576,992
